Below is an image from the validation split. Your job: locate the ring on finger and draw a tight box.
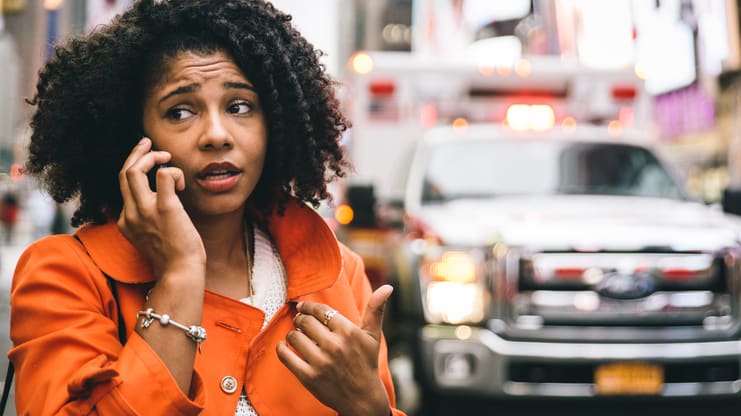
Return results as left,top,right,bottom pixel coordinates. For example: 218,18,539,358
323,309,338,326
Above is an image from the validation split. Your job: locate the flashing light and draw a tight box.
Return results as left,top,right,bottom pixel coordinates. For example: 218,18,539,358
612,85,637,101
368,80,395,97
506,104,555,131
350,52,373,74
334,204,354,225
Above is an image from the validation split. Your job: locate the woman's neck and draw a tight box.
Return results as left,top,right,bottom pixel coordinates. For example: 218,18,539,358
193,210,249,266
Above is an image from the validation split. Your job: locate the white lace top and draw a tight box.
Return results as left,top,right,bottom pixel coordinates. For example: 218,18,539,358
234,227,287,416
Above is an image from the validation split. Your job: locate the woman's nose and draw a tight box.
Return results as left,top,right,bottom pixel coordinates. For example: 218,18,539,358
199,111,233,150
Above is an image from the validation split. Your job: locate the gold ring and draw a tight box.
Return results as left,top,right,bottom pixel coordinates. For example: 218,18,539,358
323,309,338,326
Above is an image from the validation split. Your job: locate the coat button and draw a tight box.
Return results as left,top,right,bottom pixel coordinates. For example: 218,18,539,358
220,376,238,394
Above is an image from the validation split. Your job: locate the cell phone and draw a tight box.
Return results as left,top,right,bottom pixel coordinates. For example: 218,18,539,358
147,146,169,192
147,162,166,192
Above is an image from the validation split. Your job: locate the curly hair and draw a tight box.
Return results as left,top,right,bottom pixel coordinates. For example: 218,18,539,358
26,0,350,227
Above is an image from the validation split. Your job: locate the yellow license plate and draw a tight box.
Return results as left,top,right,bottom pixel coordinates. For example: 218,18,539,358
594,362,663,395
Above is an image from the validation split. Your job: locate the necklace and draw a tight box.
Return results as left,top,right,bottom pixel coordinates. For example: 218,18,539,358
244,221,255,299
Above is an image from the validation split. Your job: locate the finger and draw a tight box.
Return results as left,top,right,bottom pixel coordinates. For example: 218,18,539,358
285,329,326,365
276,340,314,381
293,310,334,344
154,166,186,203
361,284,394,341
119,137,152,209
126,150,172,207
297,302,346,332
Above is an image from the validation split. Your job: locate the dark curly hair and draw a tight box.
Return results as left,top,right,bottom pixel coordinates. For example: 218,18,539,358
26,0,350,227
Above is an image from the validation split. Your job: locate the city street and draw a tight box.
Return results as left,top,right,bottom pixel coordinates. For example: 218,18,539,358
0,214,34,415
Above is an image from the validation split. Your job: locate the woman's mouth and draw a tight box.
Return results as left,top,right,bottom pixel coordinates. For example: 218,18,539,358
196,162,242,193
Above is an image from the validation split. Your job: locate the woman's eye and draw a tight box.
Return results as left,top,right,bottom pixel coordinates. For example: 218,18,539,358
165,108,194,121
228,102,252,115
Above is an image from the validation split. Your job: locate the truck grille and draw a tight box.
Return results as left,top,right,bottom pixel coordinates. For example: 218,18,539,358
496,249,741,340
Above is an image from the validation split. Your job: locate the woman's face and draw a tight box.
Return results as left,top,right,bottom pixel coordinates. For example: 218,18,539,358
141,50,267,219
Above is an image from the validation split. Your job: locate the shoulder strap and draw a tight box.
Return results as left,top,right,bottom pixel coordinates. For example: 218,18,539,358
0,361,13,413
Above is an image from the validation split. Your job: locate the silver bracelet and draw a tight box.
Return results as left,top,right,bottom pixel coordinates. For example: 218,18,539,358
137,308,207,351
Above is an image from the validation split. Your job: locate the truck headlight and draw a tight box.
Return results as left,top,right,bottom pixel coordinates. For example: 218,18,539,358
419,248,489,324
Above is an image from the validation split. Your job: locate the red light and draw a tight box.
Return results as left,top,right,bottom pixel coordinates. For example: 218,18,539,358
553,267,585,280
662,268,696,280
612,85,637,101
369,80,395,97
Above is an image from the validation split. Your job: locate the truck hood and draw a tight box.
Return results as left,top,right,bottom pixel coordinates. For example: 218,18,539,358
411,195,741,251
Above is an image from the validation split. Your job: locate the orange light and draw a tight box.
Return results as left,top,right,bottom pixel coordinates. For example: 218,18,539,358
506,104,555,131
608,120,623,138
561,116,577,133
514,59,532,77
496,65,512,77
9,163,24,182
452,118,468,129
334,204,354,225
478,65,495,76
349,52,373,74
452,118,469,135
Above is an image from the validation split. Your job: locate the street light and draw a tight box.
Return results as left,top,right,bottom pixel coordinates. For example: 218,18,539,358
43,0,63,11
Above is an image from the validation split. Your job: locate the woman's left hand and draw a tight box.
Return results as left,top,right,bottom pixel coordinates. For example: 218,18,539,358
277,285,394,416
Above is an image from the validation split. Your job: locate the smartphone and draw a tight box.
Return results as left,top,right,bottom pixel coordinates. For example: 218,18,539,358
147,146,169,192
147,162,166,192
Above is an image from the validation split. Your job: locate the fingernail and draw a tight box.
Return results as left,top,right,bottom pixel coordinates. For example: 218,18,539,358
138,137,149,145
296,301,303,310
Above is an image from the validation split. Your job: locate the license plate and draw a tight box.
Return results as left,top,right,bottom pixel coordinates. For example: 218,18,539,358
594,362,663,395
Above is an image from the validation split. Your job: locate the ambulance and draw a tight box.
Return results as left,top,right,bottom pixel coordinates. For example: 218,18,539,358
334,52,741,413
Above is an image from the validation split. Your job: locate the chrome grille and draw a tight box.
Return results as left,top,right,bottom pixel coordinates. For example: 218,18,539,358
496,249,740,337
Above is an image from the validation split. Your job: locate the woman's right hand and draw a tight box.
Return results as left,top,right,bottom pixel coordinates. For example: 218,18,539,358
117,137,206,278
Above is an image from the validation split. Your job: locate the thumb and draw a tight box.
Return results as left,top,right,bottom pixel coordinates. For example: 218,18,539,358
361,284,394,341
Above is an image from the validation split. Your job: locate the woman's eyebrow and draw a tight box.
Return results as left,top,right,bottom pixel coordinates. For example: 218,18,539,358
159,84,199,103
225,82,255,91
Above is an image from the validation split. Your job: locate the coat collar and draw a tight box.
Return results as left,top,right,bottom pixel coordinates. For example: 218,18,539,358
75,199,342,299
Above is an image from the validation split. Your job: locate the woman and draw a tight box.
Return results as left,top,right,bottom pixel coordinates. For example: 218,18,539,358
9,1,403,414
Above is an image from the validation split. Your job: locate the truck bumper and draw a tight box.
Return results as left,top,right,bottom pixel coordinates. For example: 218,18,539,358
418,324,741,398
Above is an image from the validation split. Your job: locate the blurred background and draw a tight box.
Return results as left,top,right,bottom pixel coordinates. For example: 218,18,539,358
2,0,740,204
4,1,741,415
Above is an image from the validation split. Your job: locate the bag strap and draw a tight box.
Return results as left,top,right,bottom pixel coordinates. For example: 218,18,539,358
0,235,127,412
0,361,13,413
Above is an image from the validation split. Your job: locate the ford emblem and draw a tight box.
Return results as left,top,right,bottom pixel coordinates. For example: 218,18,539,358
595,272,656,300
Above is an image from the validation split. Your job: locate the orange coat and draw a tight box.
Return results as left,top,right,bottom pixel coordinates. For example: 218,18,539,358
9,201,404,415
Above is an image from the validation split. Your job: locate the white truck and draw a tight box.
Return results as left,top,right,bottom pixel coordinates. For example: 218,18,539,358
334,52,741,414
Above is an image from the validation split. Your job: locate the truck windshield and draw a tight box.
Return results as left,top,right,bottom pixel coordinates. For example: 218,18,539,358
421,140,685,203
